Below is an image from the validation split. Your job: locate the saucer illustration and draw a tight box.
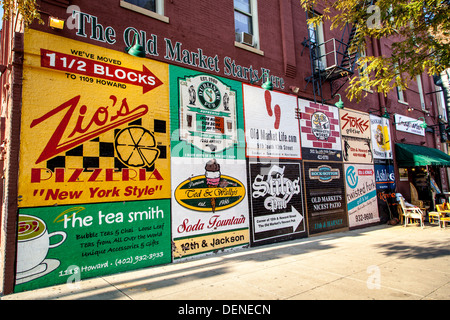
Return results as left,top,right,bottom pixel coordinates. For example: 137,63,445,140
15,259,60,285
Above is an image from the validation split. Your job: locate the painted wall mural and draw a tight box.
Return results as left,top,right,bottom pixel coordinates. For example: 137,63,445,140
170,66,249,260
304,161,348,235
344,163,380,228
171,157,249,259
19,30,171,207
243,84,301,160
15,200,171,292
247,159,306,246
340,109,373,164
370,115,395,223
298,99,342,161
170,65,245,160
14,30,395,293
370,115,393,160
15,30,172,292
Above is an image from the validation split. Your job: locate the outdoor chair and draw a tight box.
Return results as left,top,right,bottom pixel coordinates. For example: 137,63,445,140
409,182,430,213
434,204,450,228
399,197,424,229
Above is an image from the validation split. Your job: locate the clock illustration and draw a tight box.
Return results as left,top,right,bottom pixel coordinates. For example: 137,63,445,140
198,81,221,110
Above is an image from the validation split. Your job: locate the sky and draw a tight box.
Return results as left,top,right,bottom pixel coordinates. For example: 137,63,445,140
0,7,3,29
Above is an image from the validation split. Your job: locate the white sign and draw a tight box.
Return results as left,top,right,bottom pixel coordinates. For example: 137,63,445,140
344,164,380,228
254,207,303,233
370,115,393,159
243,84,301,159
394,114,425,136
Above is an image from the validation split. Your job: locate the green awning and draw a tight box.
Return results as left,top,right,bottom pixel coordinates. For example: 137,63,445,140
395,143,450,167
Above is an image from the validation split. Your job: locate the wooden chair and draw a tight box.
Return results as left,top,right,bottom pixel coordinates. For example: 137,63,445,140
429,203,445,224
409,182,430,213
428,211,440,225
399,197,424,229
434,204,450,228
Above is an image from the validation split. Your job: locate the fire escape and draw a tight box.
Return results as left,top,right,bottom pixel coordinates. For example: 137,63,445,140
301,2,375,104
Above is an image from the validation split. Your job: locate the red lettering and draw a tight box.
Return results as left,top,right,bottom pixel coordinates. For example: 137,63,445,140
341,113,369,133
30,167,164,183
30,95,148,164
177,218,204,233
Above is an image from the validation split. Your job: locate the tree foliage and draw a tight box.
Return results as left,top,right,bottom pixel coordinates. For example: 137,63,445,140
1,0,42,28
300,0,450,101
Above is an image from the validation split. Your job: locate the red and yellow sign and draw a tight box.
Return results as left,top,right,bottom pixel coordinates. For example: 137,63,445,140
18,30,170,207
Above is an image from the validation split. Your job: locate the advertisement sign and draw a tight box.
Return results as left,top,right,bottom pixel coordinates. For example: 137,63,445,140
243,84,301,159
344,164,380,228
374,160,396,191
298,99,342,161
304,161,348,235
19,30,170,207
394,114,426,136
370,115,392,159
14,199,171,293
170,65,245,160
374,159,396,223
171,157,249,259
247,160,306,246
340,109,373,163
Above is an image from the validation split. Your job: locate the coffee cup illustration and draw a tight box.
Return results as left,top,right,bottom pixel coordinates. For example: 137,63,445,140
16,214,66,275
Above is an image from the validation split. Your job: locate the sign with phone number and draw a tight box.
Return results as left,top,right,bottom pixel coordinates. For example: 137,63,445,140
14,199,171,293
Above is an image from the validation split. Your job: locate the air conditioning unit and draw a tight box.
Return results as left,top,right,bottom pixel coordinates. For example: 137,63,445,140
240,32,254,46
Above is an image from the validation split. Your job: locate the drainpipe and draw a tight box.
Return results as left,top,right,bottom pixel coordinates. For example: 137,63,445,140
371,38,386,115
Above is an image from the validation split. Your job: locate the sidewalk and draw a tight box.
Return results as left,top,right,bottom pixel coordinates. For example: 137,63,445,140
2,224,450,300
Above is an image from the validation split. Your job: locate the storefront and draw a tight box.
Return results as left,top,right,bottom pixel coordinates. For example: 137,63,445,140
395,143,450,210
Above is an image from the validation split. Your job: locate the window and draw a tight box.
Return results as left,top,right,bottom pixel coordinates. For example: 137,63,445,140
436,85,447,121
120,0,168,23
394,63,407,104
416,75,425,110
125,0,156,12
307,11,326,71
358,49,372,92
234,0,260,50
397,86,406,103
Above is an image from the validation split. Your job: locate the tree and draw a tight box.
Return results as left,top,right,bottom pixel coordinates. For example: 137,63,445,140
1,0,42,27
300,0,450,101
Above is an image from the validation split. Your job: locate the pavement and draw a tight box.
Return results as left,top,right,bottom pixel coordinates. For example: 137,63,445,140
2,223,450,301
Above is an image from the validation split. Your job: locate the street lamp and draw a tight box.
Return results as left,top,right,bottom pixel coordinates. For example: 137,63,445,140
334,94,344,109
126,34,146,58
250,71,273,90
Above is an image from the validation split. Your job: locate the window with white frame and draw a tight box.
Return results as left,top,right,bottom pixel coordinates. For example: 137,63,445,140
234,0,260,49
120,0,168,22
416,74,425,110
396,86,406,103
307,11,326,71
358,49,372,92
436,85,447,121
394,63,407,104
125,0,156,12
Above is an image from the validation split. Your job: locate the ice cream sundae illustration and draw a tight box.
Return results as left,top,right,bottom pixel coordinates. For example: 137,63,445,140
205,159,221,213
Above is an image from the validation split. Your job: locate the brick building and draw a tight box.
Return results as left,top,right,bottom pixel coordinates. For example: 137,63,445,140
0,0,449,295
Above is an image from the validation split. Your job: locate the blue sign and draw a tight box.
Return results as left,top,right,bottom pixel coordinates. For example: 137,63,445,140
346,166,358,189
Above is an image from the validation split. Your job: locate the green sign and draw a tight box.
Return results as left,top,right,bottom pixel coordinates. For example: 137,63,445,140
170,65,245,159
14,199,171,293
